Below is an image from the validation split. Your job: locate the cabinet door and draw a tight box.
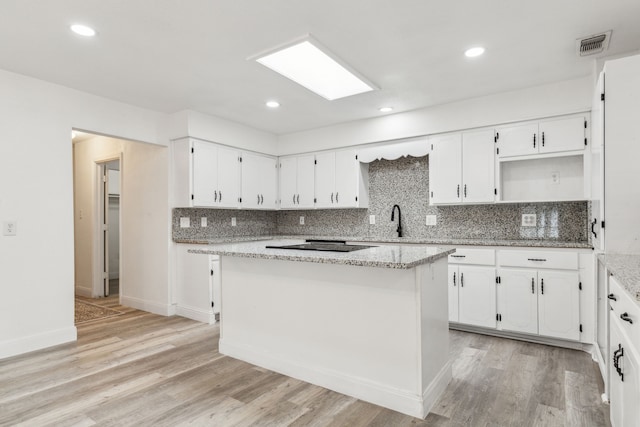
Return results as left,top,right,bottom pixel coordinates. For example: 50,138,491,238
621,336,640,427
590,74,605,251
279,157,298,208
315,152,335,208
458,266,496,328
192,140,218,207
497,123,539,157
217,146,240,208
462,129,495,203
259,155,278,209
539,116,585,154
538,270,580,340
448,266,459,322
429,133,462,204
609,315,625,427
240,152,262,209
335,149,359,208
296,154,316,208
498,269,538,334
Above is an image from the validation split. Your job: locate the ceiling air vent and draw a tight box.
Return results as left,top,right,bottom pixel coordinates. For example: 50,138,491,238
576,31,612,57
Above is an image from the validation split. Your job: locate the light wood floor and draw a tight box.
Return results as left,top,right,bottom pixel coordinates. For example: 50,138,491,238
0,297,610,426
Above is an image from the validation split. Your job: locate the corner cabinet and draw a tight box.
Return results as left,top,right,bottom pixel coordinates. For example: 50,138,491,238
172,138,241,208
279,154,315,209
315,149,369,209
240,152,278,209
429,129,495,205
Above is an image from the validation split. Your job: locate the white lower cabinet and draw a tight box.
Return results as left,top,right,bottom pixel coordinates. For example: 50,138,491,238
537,270,580,340
497,268,538,334
458,266,497,328
176,245,219,324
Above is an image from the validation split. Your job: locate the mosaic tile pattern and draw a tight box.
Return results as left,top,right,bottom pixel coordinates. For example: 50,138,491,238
174,155,590,245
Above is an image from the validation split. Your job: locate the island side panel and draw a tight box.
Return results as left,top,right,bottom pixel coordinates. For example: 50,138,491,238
219,256,426,416
418,258,452,416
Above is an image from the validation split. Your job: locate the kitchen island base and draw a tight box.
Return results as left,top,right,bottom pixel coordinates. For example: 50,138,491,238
219,256,451,419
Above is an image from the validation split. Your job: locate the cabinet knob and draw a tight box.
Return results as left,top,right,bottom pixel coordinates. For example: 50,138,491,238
620,312,634,324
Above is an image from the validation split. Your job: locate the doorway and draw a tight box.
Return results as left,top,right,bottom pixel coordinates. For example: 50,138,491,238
96,158,121,298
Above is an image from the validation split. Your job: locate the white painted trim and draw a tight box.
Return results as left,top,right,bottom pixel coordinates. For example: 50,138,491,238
74,286,93,298
120,296,173,316
175,304,216,324
0,327,77,360
220,339,449,419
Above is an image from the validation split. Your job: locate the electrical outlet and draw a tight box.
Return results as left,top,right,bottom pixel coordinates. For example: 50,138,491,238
426,215,437,226
231,217,237,227
3,221,17,236
521,214,537,227
551,171,560,185
179,217,190,228
201,217,207,227
299,216,305,225
369,215,375,225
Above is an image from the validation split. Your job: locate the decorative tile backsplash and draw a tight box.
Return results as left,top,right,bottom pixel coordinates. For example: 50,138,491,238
173,155,589,243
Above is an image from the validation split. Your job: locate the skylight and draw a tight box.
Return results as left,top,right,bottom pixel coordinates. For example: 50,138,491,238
255,38,375,101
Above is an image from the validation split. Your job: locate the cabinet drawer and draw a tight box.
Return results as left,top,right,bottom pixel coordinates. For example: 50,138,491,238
498,250,578,270
448,248,495,265
609,276,640,346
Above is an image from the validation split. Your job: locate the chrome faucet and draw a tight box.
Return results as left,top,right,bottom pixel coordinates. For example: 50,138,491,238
391,204,403,237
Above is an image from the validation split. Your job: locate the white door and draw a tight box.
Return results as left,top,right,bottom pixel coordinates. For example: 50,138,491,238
191,140,218,206
497,123,539,157
240,152,261,209
609,315,624,427
458,266,496,328
279,157,298,208
260,155,278,209
448,265,459,322
296,154,316,208
315,152,335,208
429,133,462,204
538,270,580,340
216,146,240,208
498,268,538,334
539,116,585,154
462,129,495,203
335,149,358,208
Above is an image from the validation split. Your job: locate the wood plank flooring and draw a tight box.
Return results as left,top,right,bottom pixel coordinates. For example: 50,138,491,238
0,297,610,426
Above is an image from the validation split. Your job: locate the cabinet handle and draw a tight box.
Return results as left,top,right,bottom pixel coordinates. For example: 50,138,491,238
450,255,466,258
331,193,334,203
541,131,545,147
540,278,544,295
453,272,456,286
293,194,296,204
214,190,218,202
297,194,300,204
463,184,467,197
257,194,261,204
460,272,464,287
591,218,598,239
527,258,547,262
336,192,339,203
260,195,264,204
608,293,617,301
613,344,624,380
531,278,535,294
219,191,222,202
457,184,460,197
533,133,536,148
620,312,634,324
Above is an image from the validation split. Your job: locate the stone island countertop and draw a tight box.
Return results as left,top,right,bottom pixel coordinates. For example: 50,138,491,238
189,239,455,269
598,253,640,303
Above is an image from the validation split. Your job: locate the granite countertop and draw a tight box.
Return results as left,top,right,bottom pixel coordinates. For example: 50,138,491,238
598,253,640,303
189,239,455,269
175,235,592,249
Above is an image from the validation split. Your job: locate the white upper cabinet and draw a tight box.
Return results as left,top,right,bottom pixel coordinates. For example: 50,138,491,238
279,154,315,209
241,152,277,209
429,129,494,205
316,149,369,208
189,140,240,208
497,115,586,158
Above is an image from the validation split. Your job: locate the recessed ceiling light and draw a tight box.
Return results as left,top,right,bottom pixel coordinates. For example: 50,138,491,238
465,47,485,58
70,24,96,37
255,37,376,101
266,100,280,108
379,107,393,113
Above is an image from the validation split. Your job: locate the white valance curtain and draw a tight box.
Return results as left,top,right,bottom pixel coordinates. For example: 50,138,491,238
356,137,429,163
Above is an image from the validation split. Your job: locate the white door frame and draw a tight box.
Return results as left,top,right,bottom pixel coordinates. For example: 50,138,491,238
93,155,122,298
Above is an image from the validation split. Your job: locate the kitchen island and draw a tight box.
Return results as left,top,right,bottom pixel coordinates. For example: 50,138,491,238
192,239,455,418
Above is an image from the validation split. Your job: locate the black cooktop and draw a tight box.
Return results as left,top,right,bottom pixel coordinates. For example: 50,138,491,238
266,239,376,253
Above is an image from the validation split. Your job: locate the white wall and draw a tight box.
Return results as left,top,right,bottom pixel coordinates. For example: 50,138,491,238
0,68,168,359
277,76,593,155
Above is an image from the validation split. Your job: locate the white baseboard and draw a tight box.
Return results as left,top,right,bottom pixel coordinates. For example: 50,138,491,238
175,305,216,324
120,295,173,316
0,326,77,360
74,286,93,298
220,339,450,419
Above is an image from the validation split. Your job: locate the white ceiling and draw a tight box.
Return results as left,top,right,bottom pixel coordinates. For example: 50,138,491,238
2,1,640,135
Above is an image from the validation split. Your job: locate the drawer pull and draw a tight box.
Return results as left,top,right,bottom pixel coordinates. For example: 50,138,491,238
613,344,624,380
460,273,464,287
527,258,547,262
540,278,544,295
620,313,634,324
607,294,617,301
453,272,456,286
450,255,466,258
591,218,597,239
531,278,535,294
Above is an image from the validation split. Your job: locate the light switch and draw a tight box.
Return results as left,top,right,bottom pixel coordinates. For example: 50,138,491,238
3,221,17,236
231,217,237,227
426,215,437,226
179,217,190,228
